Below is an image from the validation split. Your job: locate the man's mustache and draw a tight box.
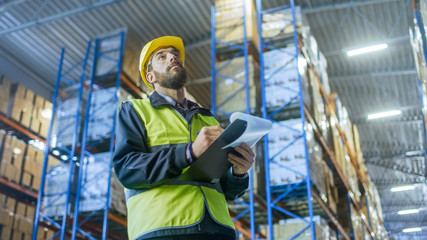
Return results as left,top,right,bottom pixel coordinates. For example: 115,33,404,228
167,61,183,71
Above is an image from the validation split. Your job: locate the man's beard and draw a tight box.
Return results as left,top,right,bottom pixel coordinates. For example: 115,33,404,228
154,66,187,90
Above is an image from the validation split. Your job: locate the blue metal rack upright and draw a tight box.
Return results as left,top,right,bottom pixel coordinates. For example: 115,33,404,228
72,31,125,240
32,41,92,240
256,0,316,239
211,0,255,239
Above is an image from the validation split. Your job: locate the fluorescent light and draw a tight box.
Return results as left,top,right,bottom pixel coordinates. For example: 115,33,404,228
61,155,68,161
347,43,388,56
52,150,60,156
391,185,415,192
403,227,421,233
368,110,401,120
398,209,419,215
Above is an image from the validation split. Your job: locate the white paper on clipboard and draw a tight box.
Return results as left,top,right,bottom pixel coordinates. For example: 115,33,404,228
222,112,272,149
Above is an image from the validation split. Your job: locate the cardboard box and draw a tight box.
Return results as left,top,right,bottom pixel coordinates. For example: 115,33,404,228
1,135,13,165
32,175,41,191
39,100,52,138
11,136,26,170
5,164,20,183
30,95,45,134
0,226,11,240
1,208,14,227
11,230,24,240
19,217,33,235
0,208,7,225
5,196,16,212
36,226,46,240
26,205,35,219
0,193,6,208
0,75,12,114
11,84,35,128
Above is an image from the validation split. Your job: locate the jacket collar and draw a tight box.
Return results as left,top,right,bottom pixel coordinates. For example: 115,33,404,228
149,91,212,116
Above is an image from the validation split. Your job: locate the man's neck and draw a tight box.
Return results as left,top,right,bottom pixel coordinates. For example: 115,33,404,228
155,86,186,103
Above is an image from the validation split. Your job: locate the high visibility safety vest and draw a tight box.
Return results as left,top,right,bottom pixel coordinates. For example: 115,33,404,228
125,99,235,240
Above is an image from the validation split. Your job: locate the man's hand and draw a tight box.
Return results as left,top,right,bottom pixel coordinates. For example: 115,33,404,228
191,126,224,158
228,143,255,175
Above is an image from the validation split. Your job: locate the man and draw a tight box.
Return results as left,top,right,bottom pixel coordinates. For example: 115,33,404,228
112,36,255,240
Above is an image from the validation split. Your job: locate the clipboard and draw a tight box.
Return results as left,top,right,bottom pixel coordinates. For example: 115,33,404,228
179,119,248,183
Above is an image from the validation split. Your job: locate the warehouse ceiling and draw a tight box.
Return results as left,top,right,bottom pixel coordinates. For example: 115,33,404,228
0,0,425,239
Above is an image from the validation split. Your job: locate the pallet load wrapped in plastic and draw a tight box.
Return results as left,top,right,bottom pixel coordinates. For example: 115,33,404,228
263,47,310,110
259,216,337,240
87,87,132,141
44,152,126,217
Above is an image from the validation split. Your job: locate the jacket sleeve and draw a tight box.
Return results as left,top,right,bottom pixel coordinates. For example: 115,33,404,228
112,101,190,189
220,169,249,201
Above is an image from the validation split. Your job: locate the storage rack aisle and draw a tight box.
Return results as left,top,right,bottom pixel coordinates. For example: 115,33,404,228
211,0,259,239
256,0,389,239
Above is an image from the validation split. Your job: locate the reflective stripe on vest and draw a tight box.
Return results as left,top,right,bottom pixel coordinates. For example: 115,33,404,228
126,99,234,240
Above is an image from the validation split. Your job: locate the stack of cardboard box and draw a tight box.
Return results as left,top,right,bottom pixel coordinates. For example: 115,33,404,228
0,133,26,184
0,193,55,240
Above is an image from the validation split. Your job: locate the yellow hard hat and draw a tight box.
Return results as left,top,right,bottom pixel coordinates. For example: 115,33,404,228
139,36,185,90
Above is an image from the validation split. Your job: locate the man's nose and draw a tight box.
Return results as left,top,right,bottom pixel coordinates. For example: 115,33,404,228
169,53,178,62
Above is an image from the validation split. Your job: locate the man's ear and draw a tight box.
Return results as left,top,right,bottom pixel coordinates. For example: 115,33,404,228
146,72,156,84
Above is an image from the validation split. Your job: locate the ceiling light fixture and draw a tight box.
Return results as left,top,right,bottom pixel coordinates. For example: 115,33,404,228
402,227,422,233
398,209,419,215
347,43,388,56
390,185,415,192
367,110,401,120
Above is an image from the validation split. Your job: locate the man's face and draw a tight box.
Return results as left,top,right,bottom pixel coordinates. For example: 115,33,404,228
148,47,187,89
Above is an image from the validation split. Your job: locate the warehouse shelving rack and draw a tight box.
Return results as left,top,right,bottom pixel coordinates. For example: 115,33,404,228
256,1,316,239
32,42,91,240
211,0,256,239
32,31,130,240
72,31,125,240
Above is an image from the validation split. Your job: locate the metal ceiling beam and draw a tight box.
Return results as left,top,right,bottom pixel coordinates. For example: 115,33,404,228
302,0,400,14
0,0,127,37
381,203,427,210
0,0,27,12
353,119,423,126
366,160,425,177
389,231,427,237
371,178,425,186
364,150,425,161
329,69,417,81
